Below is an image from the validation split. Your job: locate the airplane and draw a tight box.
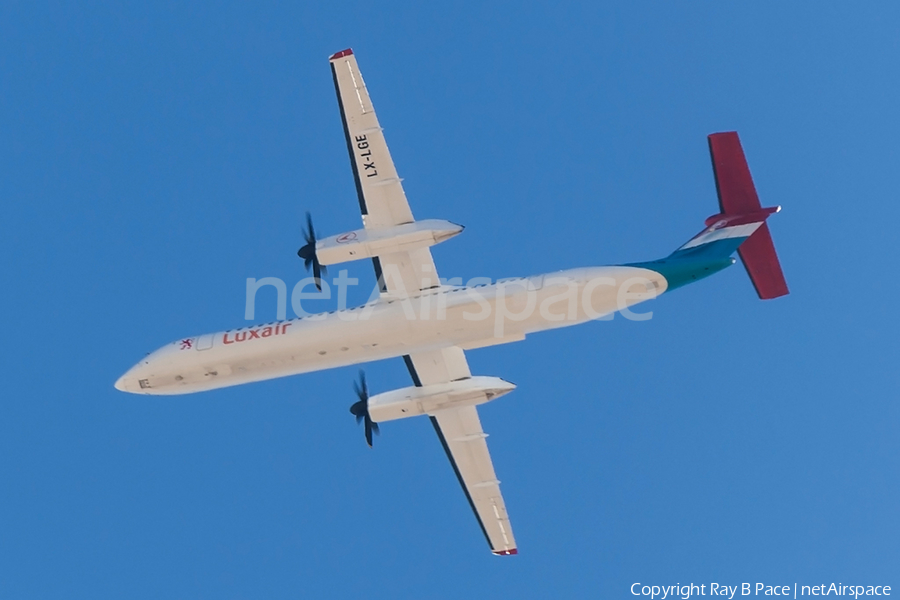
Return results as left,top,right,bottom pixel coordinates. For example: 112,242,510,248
115,48,789,556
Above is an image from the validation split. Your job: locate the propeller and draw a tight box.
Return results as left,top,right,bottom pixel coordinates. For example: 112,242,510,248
349,371,379,447
297,212,326,290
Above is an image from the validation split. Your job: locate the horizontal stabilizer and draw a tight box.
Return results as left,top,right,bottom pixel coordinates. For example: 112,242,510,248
708,132,789,300
737,222,788,299
709,132,761,215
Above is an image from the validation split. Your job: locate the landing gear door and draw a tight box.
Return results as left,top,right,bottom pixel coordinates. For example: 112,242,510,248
197,333,215,351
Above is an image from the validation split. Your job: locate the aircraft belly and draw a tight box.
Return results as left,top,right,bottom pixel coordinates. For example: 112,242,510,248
133,266,665,395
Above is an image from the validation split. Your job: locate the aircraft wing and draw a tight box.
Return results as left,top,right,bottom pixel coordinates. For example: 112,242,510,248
329,49,438,296
404,347,518,556
331,49,516,554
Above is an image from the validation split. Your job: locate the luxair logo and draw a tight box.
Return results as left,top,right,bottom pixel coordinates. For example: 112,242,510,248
223,323,292,345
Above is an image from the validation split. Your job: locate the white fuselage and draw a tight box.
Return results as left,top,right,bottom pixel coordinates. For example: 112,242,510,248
115,266,666,395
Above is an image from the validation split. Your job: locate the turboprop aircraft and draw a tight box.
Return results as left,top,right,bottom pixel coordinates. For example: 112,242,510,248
115,48,789,556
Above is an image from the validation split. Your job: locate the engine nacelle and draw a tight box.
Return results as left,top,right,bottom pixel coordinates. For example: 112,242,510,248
367,376,515,423
316,219,463,266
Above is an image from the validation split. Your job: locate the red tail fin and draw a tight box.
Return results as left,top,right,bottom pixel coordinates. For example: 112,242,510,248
708,132,789,299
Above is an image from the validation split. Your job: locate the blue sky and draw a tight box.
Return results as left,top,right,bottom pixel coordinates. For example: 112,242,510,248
1,1,898,597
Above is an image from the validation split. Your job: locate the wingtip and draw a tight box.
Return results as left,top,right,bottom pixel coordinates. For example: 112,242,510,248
493,548,518,556
330,48,353,60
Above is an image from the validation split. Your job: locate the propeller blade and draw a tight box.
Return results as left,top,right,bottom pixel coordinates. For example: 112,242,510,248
312,262,323,291
298,212,326,290
364,416,380,447
305,212,315,244
351,371,378,448
352,379,366,402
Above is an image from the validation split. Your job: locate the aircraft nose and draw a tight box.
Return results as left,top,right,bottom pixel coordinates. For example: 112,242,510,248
114,374,129,392
114,372,142,393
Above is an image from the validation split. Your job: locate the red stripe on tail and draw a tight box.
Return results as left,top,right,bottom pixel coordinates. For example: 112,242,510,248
708,132,789,299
